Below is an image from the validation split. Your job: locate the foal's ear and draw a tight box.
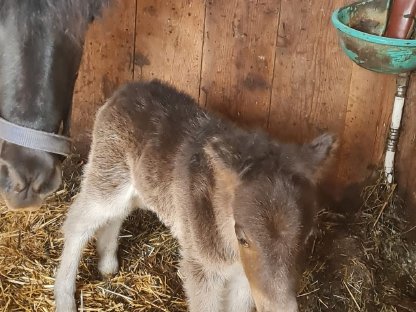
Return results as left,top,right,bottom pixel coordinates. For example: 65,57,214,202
294,133,338,184
204,138,241,193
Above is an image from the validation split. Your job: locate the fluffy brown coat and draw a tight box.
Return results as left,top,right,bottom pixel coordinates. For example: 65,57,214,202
54,80,337,312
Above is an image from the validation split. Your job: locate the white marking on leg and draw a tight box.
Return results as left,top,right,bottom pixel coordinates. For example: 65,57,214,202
54,197,103,312
96,218,124,276
54,183,136,312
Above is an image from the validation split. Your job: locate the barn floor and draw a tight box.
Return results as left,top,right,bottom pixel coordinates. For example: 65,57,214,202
0,156,415,312
299,176,416,312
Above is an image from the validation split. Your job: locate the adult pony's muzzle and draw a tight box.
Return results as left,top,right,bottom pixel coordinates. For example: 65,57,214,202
0,141,63,211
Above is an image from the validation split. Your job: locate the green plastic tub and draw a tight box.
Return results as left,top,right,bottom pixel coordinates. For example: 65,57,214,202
332,0,416,74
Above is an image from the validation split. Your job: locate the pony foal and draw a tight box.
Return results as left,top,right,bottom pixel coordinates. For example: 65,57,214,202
54,80,337,312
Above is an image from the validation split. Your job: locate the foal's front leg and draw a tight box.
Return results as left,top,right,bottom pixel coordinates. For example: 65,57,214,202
223,267,255,312
54,194,114,312
180,258,225,312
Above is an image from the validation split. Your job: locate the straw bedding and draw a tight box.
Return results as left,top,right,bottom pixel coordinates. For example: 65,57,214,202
0,156,186,312
298,173,416,311
1,157,415,311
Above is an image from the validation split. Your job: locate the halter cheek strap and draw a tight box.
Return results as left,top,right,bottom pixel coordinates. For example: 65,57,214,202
0,116,72,156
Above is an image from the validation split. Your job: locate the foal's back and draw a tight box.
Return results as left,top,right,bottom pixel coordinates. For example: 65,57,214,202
96,80,205,148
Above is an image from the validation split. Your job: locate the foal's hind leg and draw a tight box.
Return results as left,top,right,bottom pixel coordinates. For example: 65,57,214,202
96,217,124,276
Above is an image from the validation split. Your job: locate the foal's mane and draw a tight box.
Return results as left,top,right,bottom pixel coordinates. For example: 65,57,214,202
0,0,111,42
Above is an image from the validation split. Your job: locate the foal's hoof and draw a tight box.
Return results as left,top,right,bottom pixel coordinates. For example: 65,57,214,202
54,295,77,312
98,256,119,277
54,283,77,312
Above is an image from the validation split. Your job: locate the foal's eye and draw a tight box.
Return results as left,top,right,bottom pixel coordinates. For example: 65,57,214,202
235,224,250,248
238,237,249,248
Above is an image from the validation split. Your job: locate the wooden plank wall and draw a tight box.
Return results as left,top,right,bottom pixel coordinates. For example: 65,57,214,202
72,0,136,152
72,0,416,204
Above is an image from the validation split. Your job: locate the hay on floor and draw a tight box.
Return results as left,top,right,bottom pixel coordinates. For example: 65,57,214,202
298,172,416,312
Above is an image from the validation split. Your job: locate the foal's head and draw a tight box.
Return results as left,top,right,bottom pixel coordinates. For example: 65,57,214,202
0,1,108,210
208,132,337,312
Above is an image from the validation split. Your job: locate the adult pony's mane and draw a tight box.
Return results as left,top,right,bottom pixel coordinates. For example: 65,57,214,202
0,0,111,43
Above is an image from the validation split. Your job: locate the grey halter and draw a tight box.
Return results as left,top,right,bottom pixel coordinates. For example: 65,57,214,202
0,116,72,156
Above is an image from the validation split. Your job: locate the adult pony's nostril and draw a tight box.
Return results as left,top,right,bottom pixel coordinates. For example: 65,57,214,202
32,180,42,193
13,182,26,193
32,181,48,194
13,177,30,194
31,165,62,195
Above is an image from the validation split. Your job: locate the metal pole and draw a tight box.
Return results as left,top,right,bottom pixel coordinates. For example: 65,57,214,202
384,72,411,184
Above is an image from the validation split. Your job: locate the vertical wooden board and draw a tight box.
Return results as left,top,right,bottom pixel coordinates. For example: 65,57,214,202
397,75,416,224
269,0,352,144
397,75,416,189
402,168,416,235
336,65,395,187
200,0,281,129
72,0,136,155
134,0,205,99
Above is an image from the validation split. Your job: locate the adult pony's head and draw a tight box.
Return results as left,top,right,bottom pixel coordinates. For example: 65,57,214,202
0,0,109,210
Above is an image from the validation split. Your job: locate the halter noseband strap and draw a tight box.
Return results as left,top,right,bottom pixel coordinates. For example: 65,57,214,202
0,116,72,156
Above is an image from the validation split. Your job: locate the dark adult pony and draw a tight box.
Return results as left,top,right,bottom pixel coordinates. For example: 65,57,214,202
0,0,109,210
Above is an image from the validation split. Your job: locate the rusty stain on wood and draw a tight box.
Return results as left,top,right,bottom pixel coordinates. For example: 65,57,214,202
242,72,269,91
133,52,151,67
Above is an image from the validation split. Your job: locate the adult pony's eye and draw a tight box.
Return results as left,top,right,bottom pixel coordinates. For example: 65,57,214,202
235,224,250,248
